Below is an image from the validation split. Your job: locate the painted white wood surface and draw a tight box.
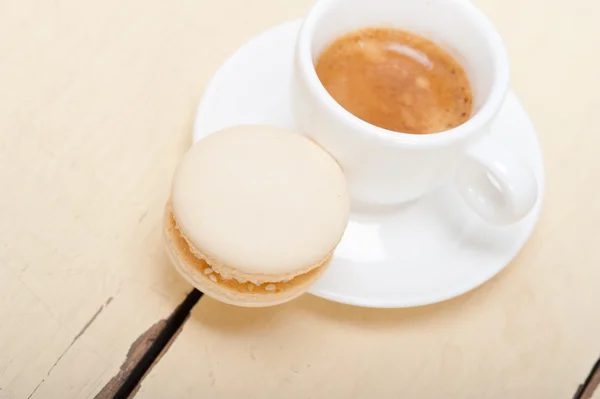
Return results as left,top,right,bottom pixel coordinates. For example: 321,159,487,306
0,0,297,397
137,0,600,398
0,0,598,398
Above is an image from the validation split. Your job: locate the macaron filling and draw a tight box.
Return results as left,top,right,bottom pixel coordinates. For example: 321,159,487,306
166,208,331,295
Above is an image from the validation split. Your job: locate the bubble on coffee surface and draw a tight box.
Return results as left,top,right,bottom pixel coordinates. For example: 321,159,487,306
386,43,433,69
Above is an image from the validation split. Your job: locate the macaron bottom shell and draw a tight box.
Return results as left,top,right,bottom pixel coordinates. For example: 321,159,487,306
164,204,332,307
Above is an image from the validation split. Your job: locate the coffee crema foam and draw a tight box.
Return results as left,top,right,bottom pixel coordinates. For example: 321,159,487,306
315,27,473,134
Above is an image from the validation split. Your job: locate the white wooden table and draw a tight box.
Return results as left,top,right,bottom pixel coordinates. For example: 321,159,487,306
1,0,599,398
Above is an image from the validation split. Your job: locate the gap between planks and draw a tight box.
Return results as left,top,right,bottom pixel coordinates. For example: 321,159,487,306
92,287,599,399
95,289,203,399
574,356,600,399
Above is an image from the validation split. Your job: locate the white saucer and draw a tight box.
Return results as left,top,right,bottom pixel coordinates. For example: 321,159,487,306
193,20,545,308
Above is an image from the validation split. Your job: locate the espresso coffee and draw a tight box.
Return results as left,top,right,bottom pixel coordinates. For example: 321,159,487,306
315,28,473,134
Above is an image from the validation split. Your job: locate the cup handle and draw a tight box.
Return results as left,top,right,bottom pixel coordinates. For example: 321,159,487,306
455,136,538,225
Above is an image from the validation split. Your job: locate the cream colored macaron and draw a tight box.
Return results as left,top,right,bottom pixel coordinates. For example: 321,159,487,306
164,125,350,307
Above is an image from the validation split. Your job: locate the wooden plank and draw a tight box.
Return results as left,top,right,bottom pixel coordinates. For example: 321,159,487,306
134,0,600,398
0,0,296,396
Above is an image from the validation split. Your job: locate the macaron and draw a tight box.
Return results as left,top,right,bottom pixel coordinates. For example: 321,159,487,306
164,125,350,307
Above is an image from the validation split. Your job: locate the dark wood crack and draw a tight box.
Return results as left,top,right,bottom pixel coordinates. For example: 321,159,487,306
574,355,600,399
95,289,203,399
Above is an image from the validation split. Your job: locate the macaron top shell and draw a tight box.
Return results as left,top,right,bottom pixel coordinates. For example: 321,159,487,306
171,125,350,278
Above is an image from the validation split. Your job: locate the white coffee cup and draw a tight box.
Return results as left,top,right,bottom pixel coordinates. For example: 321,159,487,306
293,0,538,225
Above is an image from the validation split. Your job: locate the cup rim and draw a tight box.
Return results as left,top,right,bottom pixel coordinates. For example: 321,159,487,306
296,0,510,147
